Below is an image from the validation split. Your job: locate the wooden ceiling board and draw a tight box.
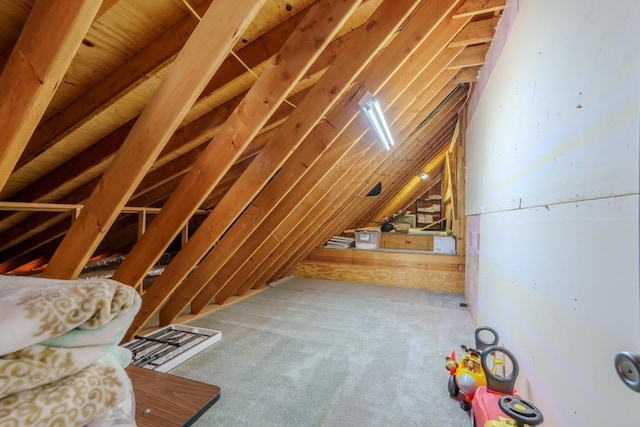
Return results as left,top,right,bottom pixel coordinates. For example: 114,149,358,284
1,1,399,207
1,71,165,198
0,0,31,52
0,1,103,190
9,2,341,203
230,0,317,51
17,0,217,173
44,0,192,119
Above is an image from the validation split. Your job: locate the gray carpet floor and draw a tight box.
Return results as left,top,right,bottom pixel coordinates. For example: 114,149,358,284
169,276,474,427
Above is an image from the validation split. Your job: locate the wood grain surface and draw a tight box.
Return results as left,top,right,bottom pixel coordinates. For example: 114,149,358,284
126,365,220,427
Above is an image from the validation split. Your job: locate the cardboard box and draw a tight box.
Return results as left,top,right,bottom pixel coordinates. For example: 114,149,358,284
354,230,380,250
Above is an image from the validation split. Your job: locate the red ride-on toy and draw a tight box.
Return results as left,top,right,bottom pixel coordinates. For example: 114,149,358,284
446,326,500,411
470,345,544,426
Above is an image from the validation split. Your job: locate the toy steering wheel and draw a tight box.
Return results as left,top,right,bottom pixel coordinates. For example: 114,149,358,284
475,326,499,350
498,395,544,425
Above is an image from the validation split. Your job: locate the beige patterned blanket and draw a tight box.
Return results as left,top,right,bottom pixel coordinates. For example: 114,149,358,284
0,275,141,426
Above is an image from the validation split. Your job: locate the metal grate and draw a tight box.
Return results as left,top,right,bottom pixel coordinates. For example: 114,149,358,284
123,324,222,372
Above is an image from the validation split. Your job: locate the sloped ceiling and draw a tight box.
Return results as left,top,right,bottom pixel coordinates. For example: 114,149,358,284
0,0,503,334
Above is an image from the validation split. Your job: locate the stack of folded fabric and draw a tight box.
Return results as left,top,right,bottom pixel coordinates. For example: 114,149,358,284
0,275,141,426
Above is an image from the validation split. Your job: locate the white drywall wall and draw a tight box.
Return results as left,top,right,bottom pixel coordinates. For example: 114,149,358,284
465,0,640,425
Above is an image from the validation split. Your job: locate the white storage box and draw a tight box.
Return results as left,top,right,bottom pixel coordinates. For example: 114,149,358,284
354,229,380,250
433,235,456,254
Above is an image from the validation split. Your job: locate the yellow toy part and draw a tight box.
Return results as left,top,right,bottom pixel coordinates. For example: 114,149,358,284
484,416,518,426
458,354,485,381
455,354,486,395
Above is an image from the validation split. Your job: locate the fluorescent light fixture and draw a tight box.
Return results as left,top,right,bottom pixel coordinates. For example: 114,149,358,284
358,92,395,151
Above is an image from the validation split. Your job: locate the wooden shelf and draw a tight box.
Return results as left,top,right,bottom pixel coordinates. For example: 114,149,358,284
415,197,442,228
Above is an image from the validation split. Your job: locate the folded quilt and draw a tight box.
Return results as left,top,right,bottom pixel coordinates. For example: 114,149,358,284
0,351,133,427
0,275,140,356
0,275,141,426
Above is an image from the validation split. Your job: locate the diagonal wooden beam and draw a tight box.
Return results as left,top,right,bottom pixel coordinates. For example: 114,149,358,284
0,0,103,190
113,0,364,295
0,0,119,84
0,12,356,246
452,0,505,18
267,85,465,285
208,139,381,307
219,88,463,302
447,44,489,69
162,0,467,322
41,0,266,280
16,0,219,168
128,85,311,201
5,4,305,201
449,16,499,47
250,17,480,290
211,57,466,305
125,0,424,337
259,129,453,294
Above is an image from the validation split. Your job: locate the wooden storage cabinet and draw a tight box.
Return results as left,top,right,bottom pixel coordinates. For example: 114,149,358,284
405,236,433,250
379,233,434,250
379,234,407,249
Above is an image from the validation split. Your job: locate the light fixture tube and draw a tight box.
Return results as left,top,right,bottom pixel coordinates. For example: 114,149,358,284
359,92,395,151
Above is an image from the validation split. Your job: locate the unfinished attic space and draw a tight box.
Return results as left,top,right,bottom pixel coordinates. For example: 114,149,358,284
1,0,639,425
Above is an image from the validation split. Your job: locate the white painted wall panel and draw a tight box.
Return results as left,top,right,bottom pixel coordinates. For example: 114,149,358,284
465,0,640,424
477,195,639,425
467,0,639,214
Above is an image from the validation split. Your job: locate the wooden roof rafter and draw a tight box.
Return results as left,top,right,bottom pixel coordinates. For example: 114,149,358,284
0,2,378,257
0,0,103,189
112,0,365,290
42,0,267,280
187,19,475,312
0,0,507,320
157,0,475,325
259,85,468,294
125,0,425,338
